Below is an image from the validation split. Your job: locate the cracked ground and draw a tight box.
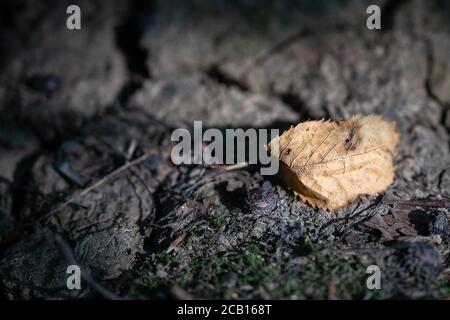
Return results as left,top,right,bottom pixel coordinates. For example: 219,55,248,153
0,0,450,299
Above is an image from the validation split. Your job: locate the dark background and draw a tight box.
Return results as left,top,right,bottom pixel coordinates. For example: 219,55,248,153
0,0,449,300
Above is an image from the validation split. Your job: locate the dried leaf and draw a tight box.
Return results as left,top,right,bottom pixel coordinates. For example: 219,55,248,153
166,234,185,253
268,115,399,211
363,212,417,240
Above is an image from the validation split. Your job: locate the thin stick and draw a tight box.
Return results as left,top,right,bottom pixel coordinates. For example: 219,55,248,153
181,163,247,200
382,198,450,208
53,234,126,300
126,139,137,161
223,162,249,171
240,28,310,74
321,247,395,255
25,149,156,226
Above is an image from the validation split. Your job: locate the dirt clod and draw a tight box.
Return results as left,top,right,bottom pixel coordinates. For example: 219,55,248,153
428,212,449,240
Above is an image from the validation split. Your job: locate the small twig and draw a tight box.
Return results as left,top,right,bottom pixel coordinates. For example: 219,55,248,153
181,163,248,200
53,233,126,300
125,139,137,161
321,247,395,255
155,163,248,226
222,162,249,171
25,149,157,226
181,170,225,200
382,198,450,208
239,28,310,75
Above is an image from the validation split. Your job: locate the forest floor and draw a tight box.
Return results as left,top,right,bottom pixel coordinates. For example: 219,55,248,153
0,0,450,299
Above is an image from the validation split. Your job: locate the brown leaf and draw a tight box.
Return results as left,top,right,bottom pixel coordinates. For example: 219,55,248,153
363,211,418,240
166,234,185,253
268,115,399,211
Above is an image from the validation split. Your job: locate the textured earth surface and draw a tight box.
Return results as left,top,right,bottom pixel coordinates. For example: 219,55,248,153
0,0,449,299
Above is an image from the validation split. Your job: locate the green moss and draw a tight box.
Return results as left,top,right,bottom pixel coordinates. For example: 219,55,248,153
207,207,231,231
128,239,385,299
199,188,215,198
432,273,450,298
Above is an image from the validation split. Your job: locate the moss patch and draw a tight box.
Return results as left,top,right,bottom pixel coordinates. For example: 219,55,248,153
128,240,381,299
